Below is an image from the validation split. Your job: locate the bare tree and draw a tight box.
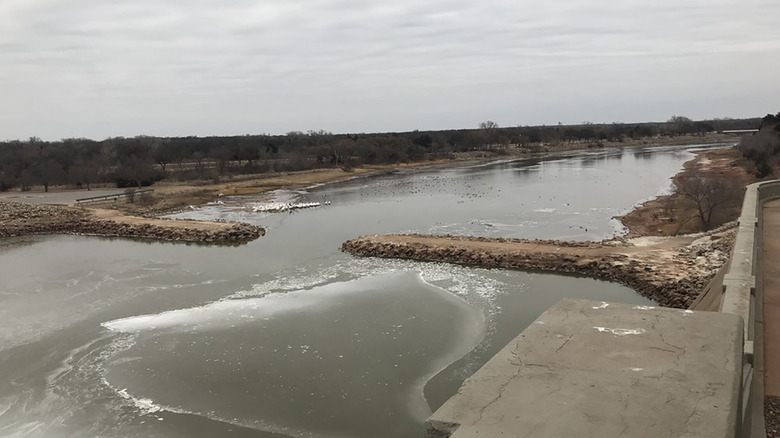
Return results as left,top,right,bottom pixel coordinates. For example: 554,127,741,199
193,152,206,173
124,188,137,203
668,115,695,135
479,120,499,130
738,131,780,178
674,175,742,230
70,160,101,190
330,139,353,165
152,140,174,171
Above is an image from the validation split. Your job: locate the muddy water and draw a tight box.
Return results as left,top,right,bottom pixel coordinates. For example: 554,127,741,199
0,145,718,437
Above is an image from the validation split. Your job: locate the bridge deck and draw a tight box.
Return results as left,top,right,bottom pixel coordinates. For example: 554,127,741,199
426,299,743,438
763,199,780,396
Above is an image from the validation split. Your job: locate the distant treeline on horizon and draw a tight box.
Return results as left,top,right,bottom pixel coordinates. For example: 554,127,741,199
0,116,766,192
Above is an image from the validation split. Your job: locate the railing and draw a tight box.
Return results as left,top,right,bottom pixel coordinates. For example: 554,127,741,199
720,180,780,437
76,188,154,204
722,130,760,135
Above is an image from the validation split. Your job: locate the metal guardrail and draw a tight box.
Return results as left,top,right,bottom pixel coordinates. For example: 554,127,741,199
722,130,760,135
76,188,154,204
721,179,780,437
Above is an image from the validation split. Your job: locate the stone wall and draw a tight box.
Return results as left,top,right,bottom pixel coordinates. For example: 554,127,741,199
342,236,715,308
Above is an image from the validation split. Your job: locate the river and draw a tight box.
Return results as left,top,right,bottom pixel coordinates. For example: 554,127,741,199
0,144,718,437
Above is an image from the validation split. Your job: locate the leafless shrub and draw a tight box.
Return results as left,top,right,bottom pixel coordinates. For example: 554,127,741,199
674,176,743,231
124,188,136,203
138,192,155,206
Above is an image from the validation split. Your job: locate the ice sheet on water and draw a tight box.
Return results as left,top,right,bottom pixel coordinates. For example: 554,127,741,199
229,255,513,308
99,271,487,438
102,268,494,335
101,291,338,334
116,387,162,414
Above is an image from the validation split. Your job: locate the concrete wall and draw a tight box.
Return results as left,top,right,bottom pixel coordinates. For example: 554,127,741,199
719,180,780,438
426,300,744,438
426,180,780,438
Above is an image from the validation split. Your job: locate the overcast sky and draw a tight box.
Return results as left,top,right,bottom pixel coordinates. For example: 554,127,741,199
1,0,778,140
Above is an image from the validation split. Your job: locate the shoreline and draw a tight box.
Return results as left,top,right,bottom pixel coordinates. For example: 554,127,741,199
619,146,753,237
138,137,737,217
1,139,741,246
341,144,751,309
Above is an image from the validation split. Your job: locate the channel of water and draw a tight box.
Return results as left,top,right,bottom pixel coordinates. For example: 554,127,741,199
0,145,717,437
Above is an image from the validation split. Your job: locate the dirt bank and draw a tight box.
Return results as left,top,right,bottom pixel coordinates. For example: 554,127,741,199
0,201,264,244
339,144,751,309
118,159,481,216
619,147,754,237
342,225,735,309
102,134,735,217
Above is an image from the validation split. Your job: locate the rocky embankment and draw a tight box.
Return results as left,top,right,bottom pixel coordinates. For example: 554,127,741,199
0,201,264,244
342,229,735,309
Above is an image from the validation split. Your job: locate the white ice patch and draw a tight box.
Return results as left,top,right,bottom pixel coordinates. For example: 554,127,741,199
138,278,223,293
229,270,342,299
101,288,342,334
232,256,510,303
594,327,646,336
592,302,609,309
104,377,195,418
116,388,162,415
102,267,501,336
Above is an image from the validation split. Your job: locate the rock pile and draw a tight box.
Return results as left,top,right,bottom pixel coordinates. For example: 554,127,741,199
0,201,264,244
679,233,734,277
341,235,722,309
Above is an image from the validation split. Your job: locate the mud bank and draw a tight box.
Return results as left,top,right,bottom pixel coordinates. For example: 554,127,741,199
0,201,264,244
619,147,753,237
342,228,735,309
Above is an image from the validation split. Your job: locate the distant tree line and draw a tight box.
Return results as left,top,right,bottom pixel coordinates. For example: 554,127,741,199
738,112,780,178
760,112,780,130
0,117,761,192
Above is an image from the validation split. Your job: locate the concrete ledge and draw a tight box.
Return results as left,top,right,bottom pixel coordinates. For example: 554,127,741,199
721,181,780,340
758,182,780,203
722,275,756,343
426,299,743,438
720,179,780,437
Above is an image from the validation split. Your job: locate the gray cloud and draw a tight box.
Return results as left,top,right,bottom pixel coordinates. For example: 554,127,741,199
1,0,778,140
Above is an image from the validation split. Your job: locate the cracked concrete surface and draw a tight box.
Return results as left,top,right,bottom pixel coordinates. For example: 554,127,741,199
425,299,743,438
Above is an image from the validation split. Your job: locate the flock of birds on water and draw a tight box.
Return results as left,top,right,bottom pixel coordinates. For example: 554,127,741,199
228,165,612,237
182,154,652,241
251,201,330,213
